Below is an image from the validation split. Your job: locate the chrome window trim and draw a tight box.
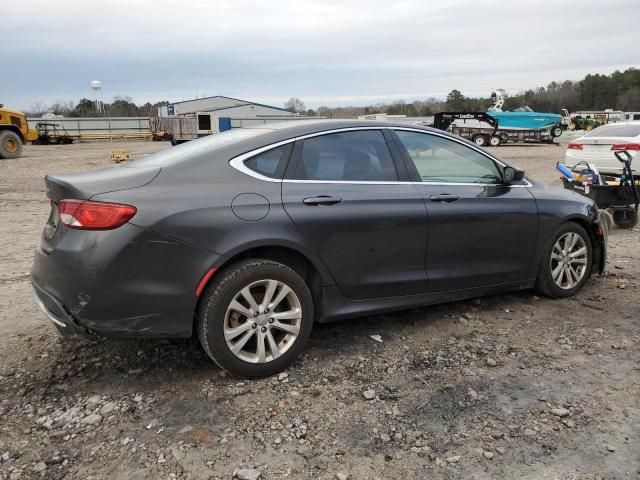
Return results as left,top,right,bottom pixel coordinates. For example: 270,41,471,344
228,126,532,188
229,138,295,183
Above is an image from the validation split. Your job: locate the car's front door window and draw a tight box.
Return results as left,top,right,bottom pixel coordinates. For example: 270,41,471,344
394,130,502,184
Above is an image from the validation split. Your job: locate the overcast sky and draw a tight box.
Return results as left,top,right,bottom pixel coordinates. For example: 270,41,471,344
3,0,639,111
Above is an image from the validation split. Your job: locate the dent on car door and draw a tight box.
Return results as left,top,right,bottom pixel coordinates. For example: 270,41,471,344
281,129,428,299
392,129,539,292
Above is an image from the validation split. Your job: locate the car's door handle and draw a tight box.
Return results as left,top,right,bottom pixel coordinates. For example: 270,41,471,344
429,194,459,203
303,196,343,206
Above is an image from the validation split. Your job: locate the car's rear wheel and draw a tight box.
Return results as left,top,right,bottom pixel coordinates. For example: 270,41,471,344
197,259,313,378
535,222,593,298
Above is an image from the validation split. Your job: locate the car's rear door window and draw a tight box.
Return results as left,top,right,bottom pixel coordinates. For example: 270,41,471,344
394,130,502,184
291,130,398,181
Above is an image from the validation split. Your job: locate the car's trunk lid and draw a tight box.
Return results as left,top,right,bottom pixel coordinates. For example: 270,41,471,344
44,165,161,202
570,136,639,173
579,136,638,149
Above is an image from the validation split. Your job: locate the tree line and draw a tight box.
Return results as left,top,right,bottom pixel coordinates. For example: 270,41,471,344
27,97,169,118
309,68,640,117
26,68,640,118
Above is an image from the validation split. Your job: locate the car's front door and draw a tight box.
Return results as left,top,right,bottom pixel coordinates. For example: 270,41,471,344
392,129,539,292
282,129,428,299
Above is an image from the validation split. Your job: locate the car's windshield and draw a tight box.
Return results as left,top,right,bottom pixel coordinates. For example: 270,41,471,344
131,128,271,167
585,124,640,138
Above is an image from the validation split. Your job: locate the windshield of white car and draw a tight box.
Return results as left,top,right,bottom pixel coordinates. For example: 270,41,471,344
585,124,640,138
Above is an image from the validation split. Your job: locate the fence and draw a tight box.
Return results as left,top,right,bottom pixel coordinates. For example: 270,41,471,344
27,117,151,137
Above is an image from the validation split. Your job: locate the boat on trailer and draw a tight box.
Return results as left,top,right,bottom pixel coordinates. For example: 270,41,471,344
434,90,564,146
487,106,562,130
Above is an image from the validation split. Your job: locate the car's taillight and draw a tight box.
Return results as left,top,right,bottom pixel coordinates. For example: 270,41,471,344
58,200,136,230
567,143,583,150
611,143,640,151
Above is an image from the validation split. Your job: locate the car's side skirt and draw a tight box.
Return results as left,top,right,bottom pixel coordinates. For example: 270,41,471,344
319,280,536,323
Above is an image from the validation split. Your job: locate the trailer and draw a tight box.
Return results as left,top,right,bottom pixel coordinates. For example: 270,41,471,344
433,112,560,146
32,123,78,145
151,113,322,145
150,113,220,145
560,150,639,229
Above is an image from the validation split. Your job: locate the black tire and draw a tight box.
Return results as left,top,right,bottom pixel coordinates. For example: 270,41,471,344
473,135,488,147
197,259,314,378
0,131,23,159
534,222,593,298
612,210,638,229
552,126,563,137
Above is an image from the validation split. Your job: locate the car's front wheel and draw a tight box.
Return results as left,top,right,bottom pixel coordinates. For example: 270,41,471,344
197,259,313,378
535,222,593,298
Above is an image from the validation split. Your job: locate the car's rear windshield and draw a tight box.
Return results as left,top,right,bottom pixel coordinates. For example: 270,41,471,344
131,128,271,167
585,124,640,138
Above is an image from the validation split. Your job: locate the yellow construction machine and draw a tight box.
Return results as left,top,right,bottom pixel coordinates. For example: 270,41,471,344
0,104,38,159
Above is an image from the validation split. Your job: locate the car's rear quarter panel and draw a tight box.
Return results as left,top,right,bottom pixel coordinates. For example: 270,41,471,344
32,223,216,337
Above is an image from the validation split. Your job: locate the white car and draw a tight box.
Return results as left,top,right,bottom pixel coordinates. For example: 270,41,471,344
565,121,640,174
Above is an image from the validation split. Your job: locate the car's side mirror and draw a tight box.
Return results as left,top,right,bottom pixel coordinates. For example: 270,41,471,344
503,166,525,184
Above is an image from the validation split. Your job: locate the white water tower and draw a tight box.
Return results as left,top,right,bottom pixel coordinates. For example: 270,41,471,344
91,80,103,112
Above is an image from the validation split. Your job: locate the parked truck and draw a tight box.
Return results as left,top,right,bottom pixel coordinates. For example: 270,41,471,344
0,104,38,159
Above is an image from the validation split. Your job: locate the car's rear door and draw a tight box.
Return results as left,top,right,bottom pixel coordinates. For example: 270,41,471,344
391,128,539,292
282,128,428,299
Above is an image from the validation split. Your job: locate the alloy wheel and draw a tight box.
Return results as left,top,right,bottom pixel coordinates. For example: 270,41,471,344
224,279,302,363
550,232,588,289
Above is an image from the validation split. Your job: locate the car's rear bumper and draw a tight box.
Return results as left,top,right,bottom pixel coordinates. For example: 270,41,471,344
32,282,95,340
31,223,221,338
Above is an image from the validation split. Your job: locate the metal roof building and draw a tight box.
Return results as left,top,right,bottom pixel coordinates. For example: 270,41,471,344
158,95,297,118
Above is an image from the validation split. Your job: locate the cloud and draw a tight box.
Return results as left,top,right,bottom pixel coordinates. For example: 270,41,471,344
2,0,638,110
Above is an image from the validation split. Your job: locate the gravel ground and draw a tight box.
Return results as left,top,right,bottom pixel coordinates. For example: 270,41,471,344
0,136,639,480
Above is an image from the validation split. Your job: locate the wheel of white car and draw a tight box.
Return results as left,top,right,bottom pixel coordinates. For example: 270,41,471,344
197,259,314,378
534,222,593,298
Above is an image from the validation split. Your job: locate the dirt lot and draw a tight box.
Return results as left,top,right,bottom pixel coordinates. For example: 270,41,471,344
0,137,638,480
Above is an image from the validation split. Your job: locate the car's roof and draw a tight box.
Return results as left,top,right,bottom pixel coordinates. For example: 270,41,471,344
243,118,433,137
